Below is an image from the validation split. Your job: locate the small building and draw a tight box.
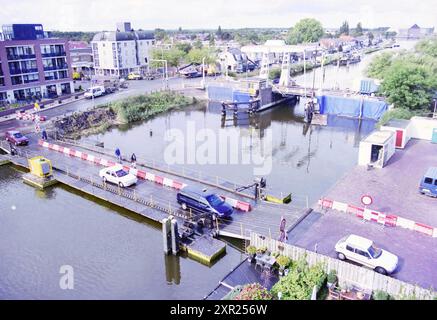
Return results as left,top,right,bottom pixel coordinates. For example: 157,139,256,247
358,130,396,168
397,24,435,39
381,119,411,149
69,41,93,77
409,117,437,141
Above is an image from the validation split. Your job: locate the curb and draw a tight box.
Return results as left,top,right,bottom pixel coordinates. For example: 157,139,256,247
318,198,437,238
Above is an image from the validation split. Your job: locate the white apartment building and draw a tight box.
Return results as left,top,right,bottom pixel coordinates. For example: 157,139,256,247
91,23,155,78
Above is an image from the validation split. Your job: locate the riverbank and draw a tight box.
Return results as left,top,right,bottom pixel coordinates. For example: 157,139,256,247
54,91,196,139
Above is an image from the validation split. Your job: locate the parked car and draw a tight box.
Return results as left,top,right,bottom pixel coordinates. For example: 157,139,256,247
335,234,398,275
127,73,143,80
84,86,105,99
99,165,138,188
5,130,29,146
419,167,437,197
176,186,233,218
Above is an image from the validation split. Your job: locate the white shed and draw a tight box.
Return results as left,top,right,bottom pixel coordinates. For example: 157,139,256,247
358,130,396,168
409,116,437,141
380,119,411,149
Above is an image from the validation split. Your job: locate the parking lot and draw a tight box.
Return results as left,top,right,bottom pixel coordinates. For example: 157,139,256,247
288,209,437,290
323,138,437,227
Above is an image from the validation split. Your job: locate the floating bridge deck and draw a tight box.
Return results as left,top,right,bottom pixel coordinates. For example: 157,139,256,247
0,135,307,260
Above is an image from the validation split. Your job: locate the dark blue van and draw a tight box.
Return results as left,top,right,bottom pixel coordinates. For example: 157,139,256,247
419,167,437,197
176,187,234,218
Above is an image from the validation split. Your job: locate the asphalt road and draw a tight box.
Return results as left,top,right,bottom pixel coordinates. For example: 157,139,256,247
287,209,437,290
0,76,203,135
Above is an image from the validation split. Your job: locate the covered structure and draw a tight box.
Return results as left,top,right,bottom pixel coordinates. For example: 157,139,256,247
358,131,396,168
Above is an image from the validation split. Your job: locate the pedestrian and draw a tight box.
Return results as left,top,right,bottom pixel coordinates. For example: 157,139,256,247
115,147,121,163
130,153,137,168
42,129,48,141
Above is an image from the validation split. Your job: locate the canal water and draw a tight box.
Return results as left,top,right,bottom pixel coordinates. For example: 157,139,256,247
0,43,414,299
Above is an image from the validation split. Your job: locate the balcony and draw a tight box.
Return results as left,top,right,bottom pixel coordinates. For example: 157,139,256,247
23,78,40,84
9,68,39,75
7,54,36,61
41,51,66,58
43,64,68,71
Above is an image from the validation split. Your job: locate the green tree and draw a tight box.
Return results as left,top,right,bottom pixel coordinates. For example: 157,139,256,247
286,18,324,45
366,52,394,79
175,43,192,54
154,28,167,41
339,21,349,35
380,60,437,110
209,34,215,46
193,39,203,49
150,47,185,69
186,47,216,64
354,22,363,36
416,39,437,58
216,25,223,39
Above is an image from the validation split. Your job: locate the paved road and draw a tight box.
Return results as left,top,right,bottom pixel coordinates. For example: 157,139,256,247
287,209,437,290
0,76,204,135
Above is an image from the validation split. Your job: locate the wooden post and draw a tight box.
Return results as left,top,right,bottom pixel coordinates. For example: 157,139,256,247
240,223,244,238
269,228,272,240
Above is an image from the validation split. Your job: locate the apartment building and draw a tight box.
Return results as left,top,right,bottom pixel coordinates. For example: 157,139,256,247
91,22,155,77
0,24,74,103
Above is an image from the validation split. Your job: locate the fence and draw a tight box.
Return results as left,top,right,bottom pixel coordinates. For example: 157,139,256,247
250,232,436,300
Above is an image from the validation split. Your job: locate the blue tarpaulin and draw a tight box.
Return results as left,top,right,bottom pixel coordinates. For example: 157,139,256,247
317,95,388,120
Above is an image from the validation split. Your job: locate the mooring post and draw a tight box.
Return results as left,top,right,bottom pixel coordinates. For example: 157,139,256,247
171,218,180,255
162,217,171,254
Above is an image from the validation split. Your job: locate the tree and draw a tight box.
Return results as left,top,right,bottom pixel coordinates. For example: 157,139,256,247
154,28,167,41
209,34,215,46
381,60,437,110
193,39,203,49
367,31,375,45
339,21,349,36
150,48,185,69
216,25,223,39
286,18,324,45
178,26,182,33
186,47,216,64
366,52,394,79
354,22,363,36
175,43,192,54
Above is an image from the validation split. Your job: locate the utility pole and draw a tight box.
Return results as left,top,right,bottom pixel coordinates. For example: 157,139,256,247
150,59,168,90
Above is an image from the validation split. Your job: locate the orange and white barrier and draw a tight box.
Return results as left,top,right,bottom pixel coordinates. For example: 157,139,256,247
39,140,251,211
318,198,437,238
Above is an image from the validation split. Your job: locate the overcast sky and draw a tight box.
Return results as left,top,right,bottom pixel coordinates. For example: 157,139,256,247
1,0,436,31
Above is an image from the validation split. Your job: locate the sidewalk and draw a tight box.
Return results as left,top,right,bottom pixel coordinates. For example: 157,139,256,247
0,93,85,124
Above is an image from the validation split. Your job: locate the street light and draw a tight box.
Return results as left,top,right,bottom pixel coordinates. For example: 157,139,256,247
201,56,206,89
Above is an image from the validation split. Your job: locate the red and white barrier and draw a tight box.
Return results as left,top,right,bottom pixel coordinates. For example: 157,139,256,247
39,140,251,211
319,198,437,238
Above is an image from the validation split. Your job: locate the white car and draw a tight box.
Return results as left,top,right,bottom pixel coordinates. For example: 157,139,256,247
335,234,399,275
99,165,138,188
84,86,105,99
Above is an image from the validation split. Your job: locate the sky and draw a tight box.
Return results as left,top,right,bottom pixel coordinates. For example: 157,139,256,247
0,0,436,32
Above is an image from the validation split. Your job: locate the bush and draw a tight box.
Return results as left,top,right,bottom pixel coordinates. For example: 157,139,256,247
268,68,281,80
234,283,272,300
246,245,256,255
373,290,390,300
270,257,327,300
327,270,337,284
377,108,414,127
276,255,291,268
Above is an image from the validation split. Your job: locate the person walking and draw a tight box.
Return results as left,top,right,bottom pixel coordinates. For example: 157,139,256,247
41,129,48,141
115,147,121,163
130,153,137,168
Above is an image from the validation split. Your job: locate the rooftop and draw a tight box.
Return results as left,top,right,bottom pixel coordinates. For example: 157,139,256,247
363,130,394,145
92,30,154,42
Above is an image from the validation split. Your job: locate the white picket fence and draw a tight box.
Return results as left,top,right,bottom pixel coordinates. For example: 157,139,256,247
250,233,436,300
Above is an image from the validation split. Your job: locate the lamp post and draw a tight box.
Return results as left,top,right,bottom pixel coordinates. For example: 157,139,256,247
201,56,206,89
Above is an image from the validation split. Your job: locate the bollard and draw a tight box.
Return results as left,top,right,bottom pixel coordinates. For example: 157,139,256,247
162,217,172,254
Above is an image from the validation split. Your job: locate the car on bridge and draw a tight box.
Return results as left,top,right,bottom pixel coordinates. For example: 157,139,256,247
177,186,234,219
5,130,29,146
99,165,138,188
335,234,399,275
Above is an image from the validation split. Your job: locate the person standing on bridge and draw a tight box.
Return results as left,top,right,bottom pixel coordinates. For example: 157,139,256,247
41,129,48,141
115,147,122,163
130,153,137,168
